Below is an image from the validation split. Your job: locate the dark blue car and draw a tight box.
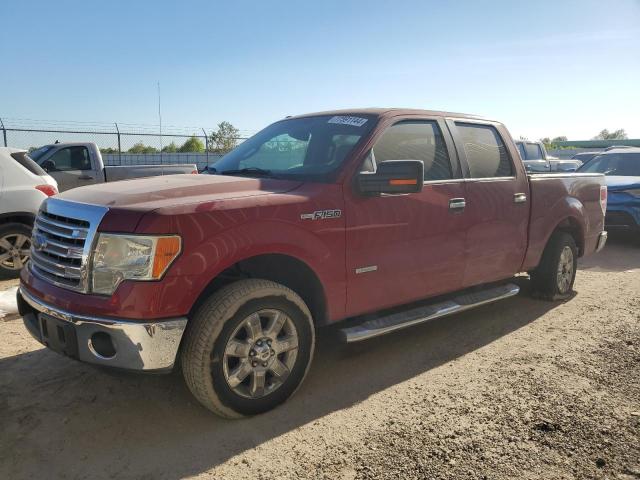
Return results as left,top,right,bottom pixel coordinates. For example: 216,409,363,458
578,148,640,232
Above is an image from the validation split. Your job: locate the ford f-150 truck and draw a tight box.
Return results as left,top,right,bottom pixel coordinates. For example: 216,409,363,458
17,109,608,418
28,142,198,192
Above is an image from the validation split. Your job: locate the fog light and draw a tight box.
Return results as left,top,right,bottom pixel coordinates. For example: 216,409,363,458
89,332,116,359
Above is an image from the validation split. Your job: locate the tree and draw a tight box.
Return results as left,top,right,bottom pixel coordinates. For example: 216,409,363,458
162,142,178,153
209,121,239,152
539,136,568,150
128,142,159,154
592,129,628,140
100,147,118,154
178,136,205,153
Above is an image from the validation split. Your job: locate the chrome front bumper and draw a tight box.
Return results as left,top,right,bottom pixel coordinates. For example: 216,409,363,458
18,287,187,371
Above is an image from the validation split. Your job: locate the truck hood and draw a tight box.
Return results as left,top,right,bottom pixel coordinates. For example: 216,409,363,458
605,176,640,191
58,174,303,211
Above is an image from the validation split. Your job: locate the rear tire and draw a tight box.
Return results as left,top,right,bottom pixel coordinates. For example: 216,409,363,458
0,223,32,280
530,231,578,301
181,279,315,418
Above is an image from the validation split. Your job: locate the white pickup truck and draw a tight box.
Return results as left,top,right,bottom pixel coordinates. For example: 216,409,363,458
28,142,198,192
515,141,582,173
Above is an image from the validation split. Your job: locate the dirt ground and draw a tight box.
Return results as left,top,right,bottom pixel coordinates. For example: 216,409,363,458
1,235,638,480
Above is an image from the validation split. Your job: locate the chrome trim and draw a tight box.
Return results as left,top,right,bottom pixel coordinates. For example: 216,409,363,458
19,287,187,371
448,198,466,210
355,265,378,274
513,192,527,203
30,198,108,293
341,283,520,343
30,249,82,278
422,178,465,185
36,216,89,237
596,231,607,253
462,177,517,182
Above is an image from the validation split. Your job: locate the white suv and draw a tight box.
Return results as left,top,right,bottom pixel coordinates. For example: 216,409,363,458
0,148,58,278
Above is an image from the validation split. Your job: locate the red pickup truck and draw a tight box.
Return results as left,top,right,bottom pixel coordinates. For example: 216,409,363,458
18,109,607,418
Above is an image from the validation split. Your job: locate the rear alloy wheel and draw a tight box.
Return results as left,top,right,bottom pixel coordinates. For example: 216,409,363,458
530,231,578,300
0,224,32,279
181,279,315,418
556,246,574,294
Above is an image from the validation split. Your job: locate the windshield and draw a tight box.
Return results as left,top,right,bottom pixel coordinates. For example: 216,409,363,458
578,152,640,176
28,145,55,162
212,114,376,181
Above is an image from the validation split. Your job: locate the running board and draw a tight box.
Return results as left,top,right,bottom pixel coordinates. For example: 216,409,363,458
340,283,520,343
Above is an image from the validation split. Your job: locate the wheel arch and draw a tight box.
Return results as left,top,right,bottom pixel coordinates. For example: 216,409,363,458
0,212,36,227
188,253,328,327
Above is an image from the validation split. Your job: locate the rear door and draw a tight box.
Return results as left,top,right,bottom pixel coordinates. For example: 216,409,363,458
448,120,529,287
344,117,468,317
41,146,95,192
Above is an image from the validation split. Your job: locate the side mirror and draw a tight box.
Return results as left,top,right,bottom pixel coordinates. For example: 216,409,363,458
356,160,424,195
41,160,56,172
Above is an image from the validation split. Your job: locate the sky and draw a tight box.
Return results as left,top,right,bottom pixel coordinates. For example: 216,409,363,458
2,0,639,141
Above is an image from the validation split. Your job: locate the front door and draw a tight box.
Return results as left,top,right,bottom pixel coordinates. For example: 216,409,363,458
41,146,94,192
344,118,468,318
448,121,529,287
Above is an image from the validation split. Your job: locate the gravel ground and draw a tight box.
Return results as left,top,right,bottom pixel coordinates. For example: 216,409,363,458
0,235,638,479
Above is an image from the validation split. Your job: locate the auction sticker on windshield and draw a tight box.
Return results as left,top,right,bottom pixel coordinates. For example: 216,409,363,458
328,116,368,127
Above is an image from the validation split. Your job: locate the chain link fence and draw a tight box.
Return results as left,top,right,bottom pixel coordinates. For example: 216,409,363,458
0,118,251,171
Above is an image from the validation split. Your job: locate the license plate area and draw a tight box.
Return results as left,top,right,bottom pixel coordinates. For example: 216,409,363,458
39,314,79,358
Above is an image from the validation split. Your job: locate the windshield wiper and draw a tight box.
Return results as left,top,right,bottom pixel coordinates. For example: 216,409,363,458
219,167,272,177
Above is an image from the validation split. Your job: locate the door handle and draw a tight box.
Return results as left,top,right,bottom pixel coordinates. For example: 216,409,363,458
449,198,466,211
514,193,527,203
78,174,94,180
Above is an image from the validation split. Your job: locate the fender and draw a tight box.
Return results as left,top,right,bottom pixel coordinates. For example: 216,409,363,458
135,187,347,321
182,219,344,321
522,195,586,271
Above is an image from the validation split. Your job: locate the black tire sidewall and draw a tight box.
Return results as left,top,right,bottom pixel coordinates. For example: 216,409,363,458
0,223,32,279
210,294,313,416
534,232,578,299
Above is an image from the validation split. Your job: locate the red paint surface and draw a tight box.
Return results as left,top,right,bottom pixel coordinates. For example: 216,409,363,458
21,109,606,325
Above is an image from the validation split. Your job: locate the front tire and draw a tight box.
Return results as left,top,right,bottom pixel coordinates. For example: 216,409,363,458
530,232,578,300
181,279,315,418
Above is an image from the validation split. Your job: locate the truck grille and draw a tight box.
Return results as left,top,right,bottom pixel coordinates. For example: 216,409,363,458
29,198,108,293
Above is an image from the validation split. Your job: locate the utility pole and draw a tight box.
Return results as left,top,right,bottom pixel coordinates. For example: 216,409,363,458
158,81,163,161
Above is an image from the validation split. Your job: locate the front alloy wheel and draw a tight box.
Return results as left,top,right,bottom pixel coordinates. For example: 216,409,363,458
223,309,299,399
181,279,315,418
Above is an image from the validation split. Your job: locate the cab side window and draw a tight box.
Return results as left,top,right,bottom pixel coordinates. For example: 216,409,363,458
365,121,453,181
455,123,513,178
47,146,92,171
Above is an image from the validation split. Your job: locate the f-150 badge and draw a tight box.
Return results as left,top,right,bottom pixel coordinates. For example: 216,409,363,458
300,209,342,220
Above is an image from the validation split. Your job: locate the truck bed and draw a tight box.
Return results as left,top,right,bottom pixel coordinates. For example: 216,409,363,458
104,164,197,182
523,172,605,271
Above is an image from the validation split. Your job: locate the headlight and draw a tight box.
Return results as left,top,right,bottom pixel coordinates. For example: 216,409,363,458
622,188,640,197
91,234,181,295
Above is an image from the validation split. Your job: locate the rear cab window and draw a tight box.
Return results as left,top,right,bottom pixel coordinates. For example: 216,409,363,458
524,143,543,160
363,120,457,182
454,122,514,178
